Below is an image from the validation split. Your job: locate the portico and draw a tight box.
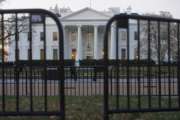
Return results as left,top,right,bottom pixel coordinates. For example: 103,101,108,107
61,7,116,60
63,25,105,60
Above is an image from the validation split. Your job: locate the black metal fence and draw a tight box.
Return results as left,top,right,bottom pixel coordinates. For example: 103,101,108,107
0,9,65,118
0,62,178,97
103,14,180,120
0,64,104,96
0,9,180,120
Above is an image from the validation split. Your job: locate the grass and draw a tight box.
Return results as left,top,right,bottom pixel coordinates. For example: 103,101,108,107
0,96,180,120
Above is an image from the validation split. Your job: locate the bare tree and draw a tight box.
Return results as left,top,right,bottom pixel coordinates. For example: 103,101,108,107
4,15,30,41
140,12,178,62
0,14,38,61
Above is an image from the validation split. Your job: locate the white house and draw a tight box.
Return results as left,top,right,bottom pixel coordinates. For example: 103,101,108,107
7,7,138,62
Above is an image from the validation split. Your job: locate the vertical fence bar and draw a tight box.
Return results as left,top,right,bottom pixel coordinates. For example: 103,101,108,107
58,17,65,120
110,67,113,96
177,22,180,108
90,66,93,96
167,22,172,108
137,19,141,109
29,13,33,112
86,68,88,96
103,19,110,120
43,14,48,112
71,67,73,96
94,66,97,95
115,21,120,109
15,13,20,112
147,20,152,109
158,21,162,108
127,19,130,109
77,68,81,96
1,13,5,112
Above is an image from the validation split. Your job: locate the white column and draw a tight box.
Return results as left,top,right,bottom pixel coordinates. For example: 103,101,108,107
110,24,116,59
76,25,82,61
63,25,67,59
94,25,98,59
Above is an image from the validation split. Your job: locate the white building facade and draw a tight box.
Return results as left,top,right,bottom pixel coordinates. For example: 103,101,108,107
8,7,138,62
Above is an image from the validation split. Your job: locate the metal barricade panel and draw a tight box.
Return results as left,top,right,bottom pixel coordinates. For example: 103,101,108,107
0,9,64,119
103,14,180,120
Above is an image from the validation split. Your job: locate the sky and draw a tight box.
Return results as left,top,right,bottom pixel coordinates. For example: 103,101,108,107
1,0,180,18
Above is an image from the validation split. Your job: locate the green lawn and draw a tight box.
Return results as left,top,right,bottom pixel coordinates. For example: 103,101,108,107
0,96,180,120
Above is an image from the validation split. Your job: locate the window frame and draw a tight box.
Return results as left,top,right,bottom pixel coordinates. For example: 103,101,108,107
53,32,58,41
121,31,127,41
121,48,126,60
40,48,45,60
40,32,44,41
53,48,58,60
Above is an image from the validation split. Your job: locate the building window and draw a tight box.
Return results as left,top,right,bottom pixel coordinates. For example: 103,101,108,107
53,49,58,60
0,49,2,62
40,32,44,41
15,49,19,59
134,48,138,59
53,32,58,41
27,32,30,41
0,49,8,62
134,31,138,40
70,32,76,48
121,48,126,60
28,49,30,60
71,49,76,60
121,31,127,41
31,14,44,23
40,49,44,60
